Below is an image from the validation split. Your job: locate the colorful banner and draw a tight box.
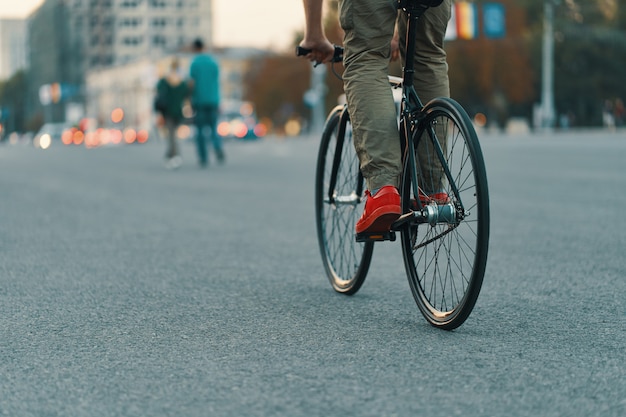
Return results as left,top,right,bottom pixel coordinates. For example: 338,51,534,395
445,2,505,41
455,2,478,40
483,3,506,38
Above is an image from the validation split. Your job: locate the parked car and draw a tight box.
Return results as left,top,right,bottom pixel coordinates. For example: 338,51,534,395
217,100,266,140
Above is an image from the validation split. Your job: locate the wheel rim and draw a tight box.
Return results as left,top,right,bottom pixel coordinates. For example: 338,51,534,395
401,105,488,327
317,115,373,292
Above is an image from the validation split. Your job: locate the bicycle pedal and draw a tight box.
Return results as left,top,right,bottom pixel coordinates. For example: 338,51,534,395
391,212,415,230
355,231,396,242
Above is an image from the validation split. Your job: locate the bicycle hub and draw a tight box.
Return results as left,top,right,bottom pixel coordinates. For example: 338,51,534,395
422,203,456,226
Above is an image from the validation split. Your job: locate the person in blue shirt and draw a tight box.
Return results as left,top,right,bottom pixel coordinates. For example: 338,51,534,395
189,38,224,167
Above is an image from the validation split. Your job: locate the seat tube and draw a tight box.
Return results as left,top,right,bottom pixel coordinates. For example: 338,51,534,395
401,4,426,88
328,107,350,203
400,5,427,206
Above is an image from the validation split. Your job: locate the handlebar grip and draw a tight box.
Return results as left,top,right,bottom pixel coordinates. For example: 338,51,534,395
295,46,312,57
295,45,344,63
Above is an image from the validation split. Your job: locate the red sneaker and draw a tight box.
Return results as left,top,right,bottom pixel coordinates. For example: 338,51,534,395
411,191,450,210
419,191,450,205
355,186,402,234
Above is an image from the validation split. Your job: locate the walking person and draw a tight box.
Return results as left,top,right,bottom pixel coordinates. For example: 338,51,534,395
299,0,450,235
155,57,188,169
189,38,224,168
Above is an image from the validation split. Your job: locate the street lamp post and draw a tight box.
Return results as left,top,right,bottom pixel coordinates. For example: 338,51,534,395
541,0,557,129
305,64,327,134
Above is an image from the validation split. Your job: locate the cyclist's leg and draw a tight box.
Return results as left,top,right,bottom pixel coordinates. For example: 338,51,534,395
340,0,401,192
397,1,451,103
397,1,452,195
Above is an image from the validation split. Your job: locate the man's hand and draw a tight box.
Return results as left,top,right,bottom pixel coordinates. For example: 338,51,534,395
301,0,335,65
299,38,335,65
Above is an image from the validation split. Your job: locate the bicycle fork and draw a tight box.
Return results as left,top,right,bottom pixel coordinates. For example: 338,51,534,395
326,106,365,207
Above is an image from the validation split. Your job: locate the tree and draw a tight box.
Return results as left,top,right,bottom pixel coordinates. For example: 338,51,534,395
0,71,28,136
552,1,626,125
244,0,346,133
521,0,626,126
244,55,312,133
247,0,625,130
445,0,536,128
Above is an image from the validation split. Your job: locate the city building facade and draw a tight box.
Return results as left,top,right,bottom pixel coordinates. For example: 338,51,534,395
26,0,214,126
85,47,268,135
0,19,28,81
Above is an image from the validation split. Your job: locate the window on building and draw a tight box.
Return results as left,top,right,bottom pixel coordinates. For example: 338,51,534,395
151,18,167,28
124,36,144,46
120,18,142,27
152,35,166,47
149,0,167,8
120,0,140,7
102,17,114,28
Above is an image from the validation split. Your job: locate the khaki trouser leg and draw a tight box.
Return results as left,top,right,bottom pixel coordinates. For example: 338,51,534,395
340,0,400,191
396,0,451,103
340,0,451,193
398,1,451,194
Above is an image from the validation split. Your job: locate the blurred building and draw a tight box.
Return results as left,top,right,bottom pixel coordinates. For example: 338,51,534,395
26,0,214,126
219,47,268,102
85,47,268,133
0,19,28,81
69,0,214,68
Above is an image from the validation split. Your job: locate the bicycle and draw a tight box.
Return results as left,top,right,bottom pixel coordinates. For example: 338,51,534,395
297,0,489,330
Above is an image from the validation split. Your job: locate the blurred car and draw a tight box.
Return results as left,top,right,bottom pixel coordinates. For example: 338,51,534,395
217,100,266,140
33,123,73,149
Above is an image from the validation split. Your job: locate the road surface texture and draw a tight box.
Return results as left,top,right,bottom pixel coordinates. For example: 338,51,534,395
1,130,625,416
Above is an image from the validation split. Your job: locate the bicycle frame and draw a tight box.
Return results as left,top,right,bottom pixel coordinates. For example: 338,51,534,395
311,0,488,328
323,0,464,222
326,107,365,207
398,0,463,215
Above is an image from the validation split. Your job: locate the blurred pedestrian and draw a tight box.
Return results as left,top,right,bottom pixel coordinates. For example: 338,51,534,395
189,38,224,168
155,57,188,169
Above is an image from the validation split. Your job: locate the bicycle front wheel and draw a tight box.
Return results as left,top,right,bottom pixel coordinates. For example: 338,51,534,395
315,106,373,294
400,98,489,330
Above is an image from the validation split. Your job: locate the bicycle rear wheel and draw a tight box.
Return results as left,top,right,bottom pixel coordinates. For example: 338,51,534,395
400,97,489,329
315,106,373,294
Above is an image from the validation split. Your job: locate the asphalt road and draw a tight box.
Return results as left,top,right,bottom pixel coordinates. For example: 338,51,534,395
1,130,625,416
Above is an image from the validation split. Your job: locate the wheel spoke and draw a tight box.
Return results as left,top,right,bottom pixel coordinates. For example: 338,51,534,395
316,110,372,294
400,98,488,329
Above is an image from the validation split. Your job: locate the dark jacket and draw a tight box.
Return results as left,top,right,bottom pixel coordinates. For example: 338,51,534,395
156,75,188,122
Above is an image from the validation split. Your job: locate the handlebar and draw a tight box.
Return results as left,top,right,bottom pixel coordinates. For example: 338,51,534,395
295,45,344,64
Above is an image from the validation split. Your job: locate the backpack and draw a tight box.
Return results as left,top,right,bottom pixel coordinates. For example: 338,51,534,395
154,80,169,114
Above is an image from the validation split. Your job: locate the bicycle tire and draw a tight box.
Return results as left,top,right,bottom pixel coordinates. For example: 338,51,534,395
400,97,489,329
315,106,373,294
